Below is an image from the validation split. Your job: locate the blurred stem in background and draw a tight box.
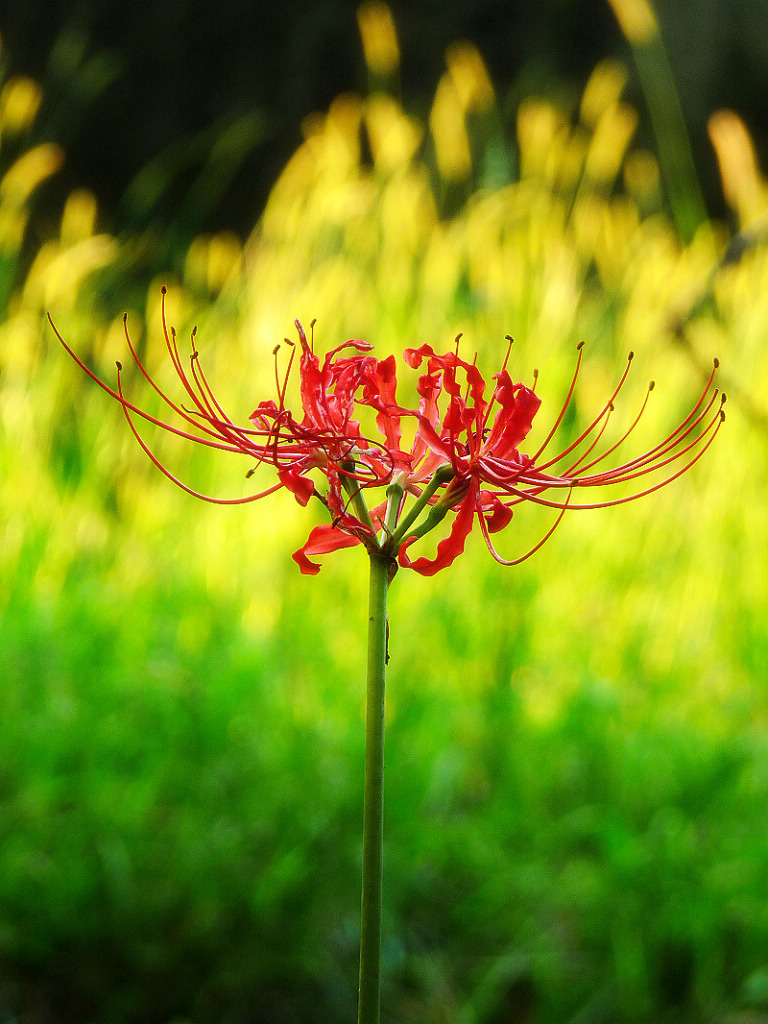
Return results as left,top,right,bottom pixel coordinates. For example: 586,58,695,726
606,0,709,245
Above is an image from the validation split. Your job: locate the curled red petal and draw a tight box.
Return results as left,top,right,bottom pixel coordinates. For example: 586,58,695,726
480,492,513,533
397,479,478,576
485,375,541,458
403,344,435,369
278,468,315,506
367,355,402,451
324,338,374,364
292,523,362,575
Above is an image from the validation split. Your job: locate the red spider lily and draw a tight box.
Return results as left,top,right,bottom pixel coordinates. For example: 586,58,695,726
381,340,725,575
49,292,403,536
296,337,723,574
52,297,724,577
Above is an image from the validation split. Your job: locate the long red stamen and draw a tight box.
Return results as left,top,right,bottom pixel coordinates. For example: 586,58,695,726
501,335,514,375
160,289,208,414
499,395,724,510
572,375,721,485
527,342,585,464
566,382,653,477
187,329,236,430
115,362,282,504
50,316,253,454
478,486,573,565
580,391,723,489
119,313,221,441
535,347,634,472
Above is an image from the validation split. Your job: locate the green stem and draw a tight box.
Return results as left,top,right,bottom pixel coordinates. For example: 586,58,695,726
358,551,391,1024
383,480,404,539
341,460,377,536
390,464,454,546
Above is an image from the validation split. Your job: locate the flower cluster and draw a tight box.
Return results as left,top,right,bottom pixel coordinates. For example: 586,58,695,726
51,291,724,576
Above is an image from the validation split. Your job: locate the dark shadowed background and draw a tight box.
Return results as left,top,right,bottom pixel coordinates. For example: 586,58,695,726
1,0,767,235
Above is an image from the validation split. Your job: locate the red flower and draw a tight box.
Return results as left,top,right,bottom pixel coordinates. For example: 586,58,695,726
50,292,399,514
382,339,724,575
52,297,724,577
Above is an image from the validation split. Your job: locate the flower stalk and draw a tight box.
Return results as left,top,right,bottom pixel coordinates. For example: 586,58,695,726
358,550,393,1024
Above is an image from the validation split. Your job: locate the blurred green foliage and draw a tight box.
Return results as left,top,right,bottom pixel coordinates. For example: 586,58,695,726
3,559,768,1023
2,3,768,1022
